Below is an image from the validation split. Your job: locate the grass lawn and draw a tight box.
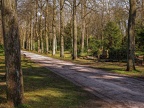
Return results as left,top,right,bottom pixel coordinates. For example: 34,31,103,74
0,49,108,108
30,50,144,78
73,59,144,78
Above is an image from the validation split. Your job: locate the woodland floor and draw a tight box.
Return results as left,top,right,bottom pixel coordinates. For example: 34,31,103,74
20,51,144,108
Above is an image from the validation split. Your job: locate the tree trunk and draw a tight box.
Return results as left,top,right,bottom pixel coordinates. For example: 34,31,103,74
35,0,40,52
45,0,49,54
40,15,44,53
72,0,77,60
70,19,73,49
80,0,86,55
86,28,89,53
126,0,136,71
32,14,35,51
142,0,144,25
29,17,32,51
30,15,33,51
40,0,44,53
45,29,49,53
1,0,24,107
60,0,65,58
22,30,26,49
25,20,29,50
52,0,56,56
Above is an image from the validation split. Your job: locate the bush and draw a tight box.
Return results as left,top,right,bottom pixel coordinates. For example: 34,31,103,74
109,47,127,61
17,104,30,108
88,37,101,56
0,45,4,50
103,21,122,50
135,24,144,51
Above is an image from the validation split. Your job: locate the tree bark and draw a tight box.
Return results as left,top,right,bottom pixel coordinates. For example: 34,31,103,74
39,0,44,53
52,0,56,56
35,0,40,52
22,29,26,49
45,0,49,54
29,17,32,51
30,15,33,51
60,0,65,58
86,28,89,53
126,0,136,71
72,0,77,60
1,0,24,107
80,0,86,55
142,0,144,25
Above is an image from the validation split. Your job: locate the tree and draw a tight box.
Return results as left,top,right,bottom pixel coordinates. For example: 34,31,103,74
36,0,40,52
39,0,45,53
1,0,24,107
141,0,144,25
103,21,122,50
8,0,143,66
135,24,144,51
52,0,57,56
72,0,78,60
80,0,86,55
60,0,65,58
45,0,49,54
64,23,72,51
126,0,137,71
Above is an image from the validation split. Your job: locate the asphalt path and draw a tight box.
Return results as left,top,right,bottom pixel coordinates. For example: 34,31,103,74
22,51,144,108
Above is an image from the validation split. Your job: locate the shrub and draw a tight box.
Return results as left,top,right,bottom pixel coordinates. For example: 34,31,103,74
109,47,127,61
17,104,30,108
0,45,4,50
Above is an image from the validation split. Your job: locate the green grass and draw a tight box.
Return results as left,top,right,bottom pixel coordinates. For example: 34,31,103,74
1,49,143,107
31,50,144,78
135,51,144,56
0,50,105,108
71,59,144,78
0,49,7,108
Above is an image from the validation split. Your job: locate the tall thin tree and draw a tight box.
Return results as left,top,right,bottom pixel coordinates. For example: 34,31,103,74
126,0,137,71
45,0,49,54
72,0,77,60
1,0,24,107
35,0,41,52
80,0,86,55
60,0,65,58
142,0,144,25
52,0,57,56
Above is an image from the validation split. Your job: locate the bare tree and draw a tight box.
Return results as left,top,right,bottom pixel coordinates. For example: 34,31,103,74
80,0,86,55
45,0,49,54
60,0,65,58
52,0,57,55
141,0,144,25
126,0,137,71
72,0,78,60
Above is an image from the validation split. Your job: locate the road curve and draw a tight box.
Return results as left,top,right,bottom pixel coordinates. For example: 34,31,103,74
22,51,144,108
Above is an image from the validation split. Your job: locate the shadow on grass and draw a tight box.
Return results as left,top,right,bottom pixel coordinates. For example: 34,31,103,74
0,66,5,74
0,57,7,107
23,57,144,107
0,77,7,107
0,96,7,105
0,51,100,107
1,58,97,108
20,59,104,108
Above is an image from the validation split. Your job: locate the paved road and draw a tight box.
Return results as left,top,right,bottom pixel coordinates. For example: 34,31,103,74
22,51,144,108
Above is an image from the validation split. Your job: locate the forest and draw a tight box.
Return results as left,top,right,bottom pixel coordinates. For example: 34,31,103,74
1,0,144,69
0,0,144,108
15,0,144,69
